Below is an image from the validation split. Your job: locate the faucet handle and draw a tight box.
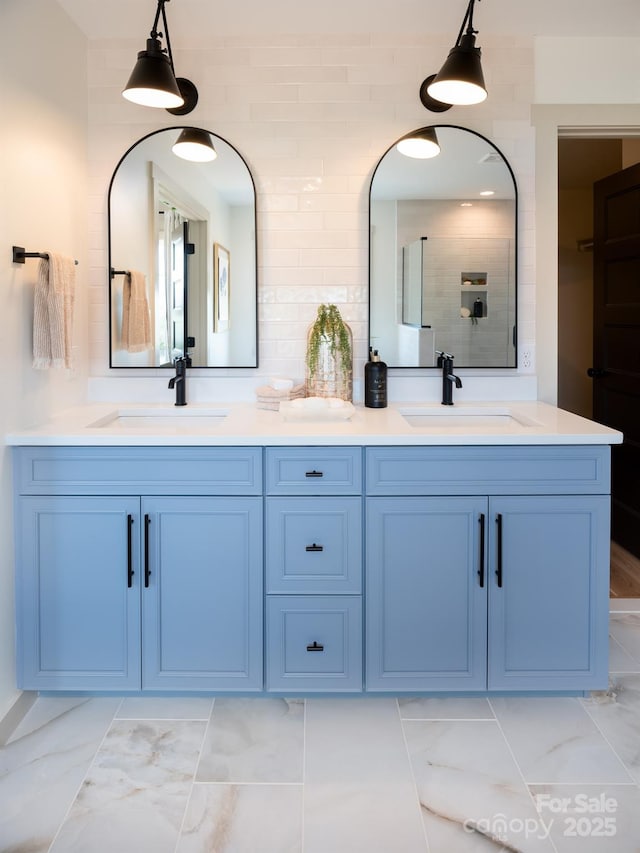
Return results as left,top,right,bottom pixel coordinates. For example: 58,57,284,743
436,350,454,367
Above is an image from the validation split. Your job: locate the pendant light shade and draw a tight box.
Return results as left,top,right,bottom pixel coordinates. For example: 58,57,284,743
172,128,218,162
427,32,487,106
123,37,184,109
122,0,198,115
396,127,441,159
420,0,487,111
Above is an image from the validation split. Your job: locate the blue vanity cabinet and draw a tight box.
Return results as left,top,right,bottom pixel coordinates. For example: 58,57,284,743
14,447,263,692
142,497,263,690
487,495,610,691
16,496,142,690
365,446,611,692
265,447,363,692
366,496,488,691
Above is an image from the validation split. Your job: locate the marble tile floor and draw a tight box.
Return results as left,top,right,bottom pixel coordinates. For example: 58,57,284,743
3,610,640,853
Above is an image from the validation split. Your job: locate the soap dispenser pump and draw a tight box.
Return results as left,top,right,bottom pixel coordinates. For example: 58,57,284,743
365,349,387,408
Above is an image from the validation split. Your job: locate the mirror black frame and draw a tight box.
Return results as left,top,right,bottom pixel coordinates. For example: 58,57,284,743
368,124,518,369
108,126,259,369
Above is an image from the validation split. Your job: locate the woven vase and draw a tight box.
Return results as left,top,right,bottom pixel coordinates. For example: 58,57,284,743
305,324,353,402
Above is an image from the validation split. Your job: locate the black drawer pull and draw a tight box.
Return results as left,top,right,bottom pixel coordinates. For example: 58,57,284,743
495,513,503,588
127,514,134,588
144,514,151,588
306,641,324,652
478,513,485,588
305,470,323,478
305,543,324,552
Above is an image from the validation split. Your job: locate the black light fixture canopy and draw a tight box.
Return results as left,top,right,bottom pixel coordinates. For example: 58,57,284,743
420,0,487,112
122,0,198,115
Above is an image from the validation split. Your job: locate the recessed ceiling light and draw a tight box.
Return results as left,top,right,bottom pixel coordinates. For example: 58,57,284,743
480,190,495,197
460,202,473,207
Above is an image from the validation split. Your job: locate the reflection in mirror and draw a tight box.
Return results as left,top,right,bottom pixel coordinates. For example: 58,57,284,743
109,127,257,367
369,125,517,368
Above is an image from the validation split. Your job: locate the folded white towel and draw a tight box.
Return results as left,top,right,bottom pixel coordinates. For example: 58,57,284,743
33,252,76,369
269,377,294,391
122,270,151,353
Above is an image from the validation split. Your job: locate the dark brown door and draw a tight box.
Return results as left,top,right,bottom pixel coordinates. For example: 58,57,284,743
592,162,640,558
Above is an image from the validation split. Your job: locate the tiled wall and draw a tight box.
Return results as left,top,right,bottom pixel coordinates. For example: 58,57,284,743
394,200,515,366
87,33,535,392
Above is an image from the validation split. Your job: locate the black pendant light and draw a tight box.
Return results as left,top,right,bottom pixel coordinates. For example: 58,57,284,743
420,0,487,112
172,128,218,162
396,127,441,159
123,0,198,115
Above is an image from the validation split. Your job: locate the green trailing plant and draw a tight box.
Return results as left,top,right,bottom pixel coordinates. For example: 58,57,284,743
306,303,352,378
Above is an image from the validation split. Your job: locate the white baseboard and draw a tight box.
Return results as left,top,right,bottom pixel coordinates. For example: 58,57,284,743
0,691,37,746
610,598,640,613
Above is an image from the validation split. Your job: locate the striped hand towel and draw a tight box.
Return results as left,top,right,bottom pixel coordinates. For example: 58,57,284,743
33,252,76,369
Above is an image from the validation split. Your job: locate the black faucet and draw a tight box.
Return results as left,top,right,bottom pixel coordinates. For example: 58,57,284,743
168,356,187,406
437,351,462,406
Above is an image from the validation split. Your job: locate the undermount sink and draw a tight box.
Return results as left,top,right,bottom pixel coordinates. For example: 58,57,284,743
88,408,229,430
398,406,542,430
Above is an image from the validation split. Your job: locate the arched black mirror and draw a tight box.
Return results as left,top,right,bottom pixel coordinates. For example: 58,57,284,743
109,127,257,368
369,125,517,368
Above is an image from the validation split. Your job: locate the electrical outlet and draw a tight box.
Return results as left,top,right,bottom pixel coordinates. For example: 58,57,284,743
521,349,532,369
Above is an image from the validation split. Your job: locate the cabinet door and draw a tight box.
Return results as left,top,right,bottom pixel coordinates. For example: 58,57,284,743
142,497,263,690
16,496,141,690
488,495,610,691
366,497,487,691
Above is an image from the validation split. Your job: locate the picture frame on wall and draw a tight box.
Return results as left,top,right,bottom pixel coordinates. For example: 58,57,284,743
213,243,230,332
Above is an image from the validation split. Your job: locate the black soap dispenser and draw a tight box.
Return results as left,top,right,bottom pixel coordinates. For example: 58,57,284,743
365,349,388,408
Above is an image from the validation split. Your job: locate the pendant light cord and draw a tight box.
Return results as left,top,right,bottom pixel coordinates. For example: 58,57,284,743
455,0,480,46
149,0,176,73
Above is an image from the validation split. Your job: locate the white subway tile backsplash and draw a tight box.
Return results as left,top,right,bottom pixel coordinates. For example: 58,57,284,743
249,46,324,67
320,46,394,66
262,211,325,231
299,194,364,212
87,31,536,393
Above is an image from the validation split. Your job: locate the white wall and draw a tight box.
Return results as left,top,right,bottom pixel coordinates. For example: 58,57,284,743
531,37,640,403
535,38,640,105
0,1,88,720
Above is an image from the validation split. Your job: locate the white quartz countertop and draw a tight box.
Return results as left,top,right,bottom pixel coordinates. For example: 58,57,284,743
5,400,623,446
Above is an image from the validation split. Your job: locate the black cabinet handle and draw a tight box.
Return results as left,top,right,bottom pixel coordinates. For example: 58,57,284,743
305,543,324,552
478,513,485,588
587,367,607,379
144,514,151,588
127,514,134,588
495,513,503,588
305,470,323,478
306,641,324,652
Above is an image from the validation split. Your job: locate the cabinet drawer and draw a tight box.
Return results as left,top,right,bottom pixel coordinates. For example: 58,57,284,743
14,447,262,495
265,447,362,495
266,595,362,692
266,497,362,593
366,445,611,496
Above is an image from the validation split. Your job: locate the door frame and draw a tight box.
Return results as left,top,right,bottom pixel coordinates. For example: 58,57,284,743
531,104,640,405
